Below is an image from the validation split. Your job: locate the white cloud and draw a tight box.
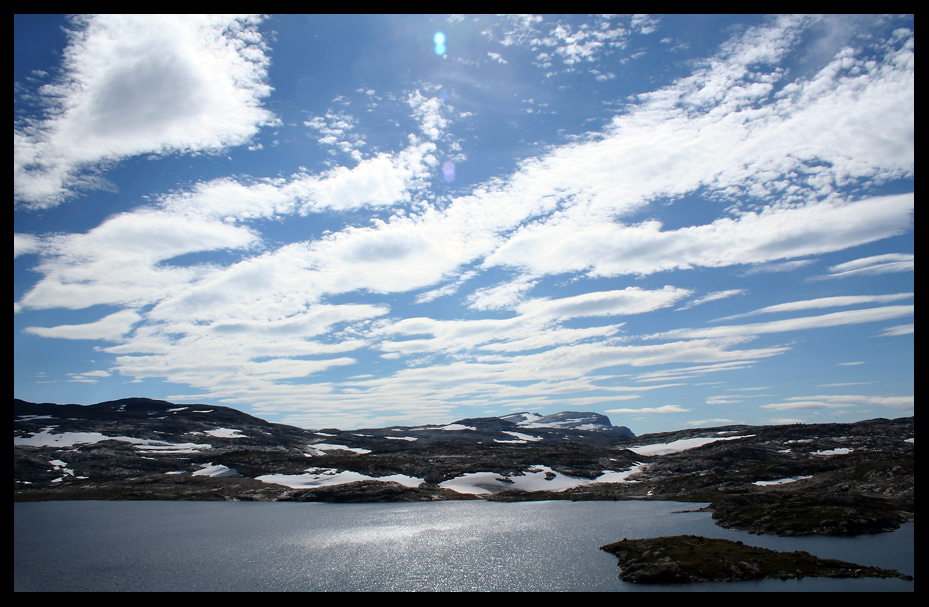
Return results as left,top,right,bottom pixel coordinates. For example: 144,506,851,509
407,89,450,141
25,309,141,341
817,382,875,387
815,253,914,279
761,394,913,411
466,276,538,311
374,286,690,357
493,14,637,72
714,292,913,321
415,271,477,304
516,286,691,320
66,369,112,383
17,210,258,312
740,259,817,275
677,289,746,311
485,194,914,278
652,305,913,341
606,404,690,414
304,109,366,159
632,361,774,383
159,141,437,221
14,14,275,208
686,418,736,427
14,234,42,258
875,323,913,337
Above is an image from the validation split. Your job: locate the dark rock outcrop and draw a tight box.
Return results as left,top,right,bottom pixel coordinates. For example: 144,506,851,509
277,480,475,503
709,492,911,536
600,535,913,583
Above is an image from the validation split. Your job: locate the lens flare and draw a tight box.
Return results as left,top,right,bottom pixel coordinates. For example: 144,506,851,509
442,161,455,184
434,31,446,56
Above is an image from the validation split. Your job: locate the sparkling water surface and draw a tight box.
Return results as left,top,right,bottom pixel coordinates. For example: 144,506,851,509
14,500,914,592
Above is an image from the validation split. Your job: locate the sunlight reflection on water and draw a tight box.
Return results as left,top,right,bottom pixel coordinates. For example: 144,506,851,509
14,500,914,592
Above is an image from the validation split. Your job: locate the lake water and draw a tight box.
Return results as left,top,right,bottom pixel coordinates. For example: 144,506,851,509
14,500,914,592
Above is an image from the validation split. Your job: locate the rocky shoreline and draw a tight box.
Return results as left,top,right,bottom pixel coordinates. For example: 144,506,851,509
599,535,913,584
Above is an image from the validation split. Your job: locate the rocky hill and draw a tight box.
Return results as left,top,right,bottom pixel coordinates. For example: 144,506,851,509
13,397,914,537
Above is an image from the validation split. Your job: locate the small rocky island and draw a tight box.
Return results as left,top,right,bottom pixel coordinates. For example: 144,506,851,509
600,535,913,584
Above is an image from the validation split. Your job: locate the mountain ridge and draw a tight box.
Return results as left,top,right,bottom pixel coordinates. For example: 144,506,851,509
14,397,914,538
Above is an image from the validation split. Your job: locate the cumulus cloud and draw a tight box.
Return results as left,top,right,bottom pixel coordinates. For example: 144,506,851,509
407,89,450,141
489,14,640,74
304,109,366,160
14,14,275,208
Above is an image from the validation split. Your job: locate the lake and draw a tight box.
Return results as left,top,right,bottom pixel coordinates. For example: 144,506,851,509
14,500,914,592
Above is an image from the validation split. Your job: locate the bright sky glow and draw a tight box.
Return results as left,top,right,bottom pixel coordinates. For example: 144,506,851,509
14,15,913,434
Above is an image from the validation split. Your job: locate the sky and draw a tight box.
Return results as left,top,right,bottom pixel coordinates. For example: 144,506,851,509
14,14,914,435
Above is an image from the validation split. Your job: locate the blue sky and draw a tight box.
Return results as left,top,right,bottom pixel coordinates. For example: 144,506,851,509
14,14,913,434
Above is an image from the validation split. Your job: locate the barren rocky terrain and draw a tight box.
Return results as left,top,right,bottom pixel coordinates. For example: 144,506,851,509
14,397,914,538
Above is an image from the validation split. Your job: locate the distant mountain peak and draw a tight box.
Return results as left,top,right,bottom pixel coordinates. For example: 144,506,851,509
500,410,634,437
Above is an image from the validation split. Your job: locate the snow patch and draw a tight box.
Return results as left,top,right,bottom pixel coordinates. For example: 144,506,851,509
13,427,211,453
203,428,248,439
438,424,476,431
15,428,108,447
812,447,853,456
501,431,542,442
47,458,87,480
753,475,813,486
134,441,211,454
257,468,423,489
626,435,754,456
192,462,241,477
438,464,645,495
306,443,372,455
